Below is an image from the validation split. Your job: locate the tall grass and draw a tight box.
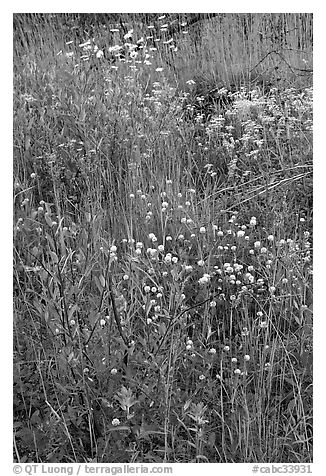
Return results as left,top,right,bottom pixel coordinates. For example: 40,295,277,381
13,13,312,463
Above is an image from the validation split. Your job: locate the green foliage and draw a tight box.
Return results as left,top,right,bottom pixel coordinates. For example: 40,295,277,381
13,13,312,464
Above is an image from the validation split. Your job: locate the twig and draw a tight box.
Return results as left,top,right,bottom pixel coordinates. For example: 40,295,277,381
107,274,130,348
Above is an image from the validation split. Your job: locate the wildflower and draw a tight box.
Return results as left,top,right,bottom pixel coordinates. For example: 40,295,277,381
172,256,178,264
151,286,157,293
267,235,274,242
178,234,184,240
111,368,118,375
244,355,250,361
197,260,205,266
100,319,106,327
223,345,230,352
164,254,172,264
144,285,151,293
185,265,193,272
260,247,267,254
234,369,241,375
150,234,158,243
269,286,276,294
250,217,257,226
129,193,135,199
112,418,120,426
198,273,210,285
199,374,206,380
186,344,192,350
69,319,76,326
166,236,172,241
209,348,217,354
210,300,217,307
282,278,288,284
186,339,193,346
147,318,152,324
185,201,191,206
181,217,187,224
254,241,261,248
110,245,117,253
30,172,37,179
260,321,268,329
158,244,164,252
244,273,254,284
237,230,245,238
123,274,129,280
257,311,263,317
231,357,237,363
162,201,168,208
199,226,206,234
231,246,237,252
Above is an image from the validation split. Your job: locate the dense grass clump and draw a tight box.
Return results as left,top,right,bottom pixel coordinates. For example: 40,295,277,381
13,13,312,463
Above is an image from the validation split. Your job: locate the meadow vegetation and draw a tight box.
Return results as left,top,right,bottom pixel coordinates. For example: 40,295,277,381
13,13,313,463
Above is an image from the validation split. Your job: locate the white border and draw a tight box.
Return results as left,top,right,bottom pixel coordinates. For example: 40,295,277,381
3,3,325,474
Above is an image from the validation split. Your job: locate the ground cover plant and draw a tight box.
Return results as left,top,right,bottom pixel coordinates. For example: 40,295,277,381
13,13,313,463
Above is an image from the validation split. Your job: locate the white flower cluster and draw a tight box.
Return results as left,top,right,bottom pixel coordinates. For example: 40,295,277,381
198,273,211,285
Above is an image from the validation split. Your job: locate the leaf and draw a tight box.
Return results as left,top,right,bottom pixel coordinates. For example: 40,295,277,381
183,399,192,412
45,212,53,227
93,275,103,294
49,251,58,264
99,274,106,288
108,426,130,432
68,304,78,321
115,386,139,411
